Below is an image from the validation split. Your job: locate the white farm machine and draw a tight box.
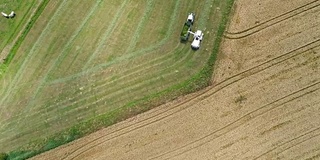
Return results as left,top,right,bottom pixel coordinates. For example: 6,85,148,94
180,12,204,50
1,11,15,18
188,30,204,50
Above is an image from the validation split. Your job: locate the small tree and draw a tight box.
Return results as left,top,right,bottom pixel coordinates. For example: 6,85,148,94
0,152,8,160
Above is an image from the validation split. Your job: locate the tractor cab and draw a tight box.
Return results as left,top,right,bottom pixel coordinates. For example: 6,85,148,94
187,13,195,25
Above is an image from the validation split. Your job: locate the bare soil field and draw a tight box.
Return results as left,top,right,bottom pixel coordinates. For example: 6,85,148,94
32,0,320,159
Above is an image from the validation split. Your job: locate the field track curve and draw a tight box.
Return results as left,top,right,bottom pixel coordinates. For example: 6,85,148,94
224,0,320,39
254,126,320,159
18,0,186,125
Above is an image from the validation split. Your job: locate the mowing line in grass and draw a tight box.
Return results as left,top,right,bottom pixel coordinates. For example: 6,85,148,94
0,0,235,157
50,0,208,91
0,0,68,107
40,0,184,111
61,1,130,77
75,49,194,113
125,0,156,53
48,0,182,85
1,0,215,126
6,47,192,142
14,38,182,120
24,0,103,111
26,9,206,119
37,2,180,111
197,0,215,29
40,46,189,119
0,0,188,140
0,0,165,145
37,43,182,114
73,0,192,86
81,0,129,70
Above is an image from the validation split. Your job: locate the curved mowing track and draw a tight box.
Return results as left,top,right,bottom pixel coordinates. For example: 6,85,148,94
14,0,183,123
45,0,182,85
28,0,183,111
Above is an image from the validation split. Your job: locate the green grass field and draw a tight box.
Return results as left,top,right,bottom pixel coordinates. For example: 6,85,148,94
0,0,234,159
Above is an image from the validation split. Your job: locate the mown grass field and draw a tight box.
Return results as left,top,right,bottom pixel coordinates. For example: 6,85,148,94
0,0,233,159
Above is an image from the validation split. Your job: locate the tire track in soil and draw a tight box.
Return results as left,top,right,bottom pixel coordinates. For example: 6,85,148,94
254,127,320,159
60,37,320,160
276,135,320,158
224,0,320,39
152,83,320,160
226,0,318,34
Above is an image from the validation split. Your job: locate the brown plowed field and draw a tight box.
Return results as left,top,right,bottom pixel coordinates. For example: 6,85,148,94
32,0,320,159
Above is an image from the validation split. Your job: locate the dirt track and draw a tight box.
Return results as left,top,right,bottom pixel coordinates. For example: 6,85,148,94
32,0,320,159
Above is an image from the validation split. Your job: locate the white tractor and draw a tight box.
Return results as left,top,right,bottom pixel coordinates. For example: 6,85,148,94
187,12,195,25
1,11,15,18
188,30,204,49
